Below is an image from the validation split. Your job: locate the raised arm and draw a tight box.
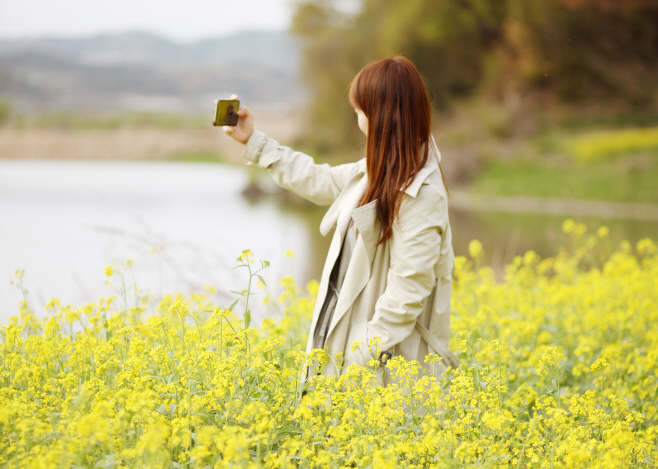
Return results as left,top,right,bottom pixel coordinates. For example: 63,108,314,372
223,103,361,206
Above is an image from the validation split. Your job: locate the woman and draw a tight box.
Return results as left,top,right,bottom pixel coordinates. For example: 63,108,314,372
224,56,459,385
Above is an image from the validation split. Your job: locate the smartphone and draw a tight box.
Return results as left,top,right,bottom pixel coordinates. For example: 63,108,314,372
213,99,240,126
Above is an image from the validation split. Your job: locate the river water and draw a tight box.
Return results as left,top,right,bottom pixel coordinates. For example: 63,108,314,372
2,160,657,322
0,160,317,321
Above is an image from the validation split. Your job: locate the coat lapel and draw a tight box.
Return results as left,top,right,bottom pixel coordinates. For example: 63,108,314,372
350,200,380,270
306,173,369,353
324,200,380,341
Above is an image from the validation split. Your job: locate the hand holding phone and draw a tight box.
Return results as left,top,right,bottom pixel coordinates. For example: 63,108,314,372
220,95,254,145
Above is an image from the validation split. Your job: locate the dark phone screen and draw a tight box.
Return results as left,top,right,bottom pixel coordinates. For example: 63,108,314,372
213,99,240,126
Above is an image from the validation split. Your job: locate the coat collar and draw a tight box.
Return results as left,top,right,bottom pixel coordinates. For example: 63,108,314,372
404,136,441,197
404,148,439,198
320,140,440,237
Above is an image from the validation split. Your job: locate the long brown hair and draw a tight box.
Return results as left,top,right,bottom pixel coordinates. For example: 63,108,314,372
349,56,434,245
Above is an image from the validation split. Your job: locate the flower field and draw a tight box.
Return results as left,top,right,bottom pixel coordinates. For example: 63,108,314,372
1,221,657,468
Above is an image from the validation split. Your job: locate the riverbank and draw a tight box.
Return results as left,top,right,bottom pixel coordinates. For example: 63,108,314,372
450,191,658,221
2,115,657,211
0,127,236,163
0,106,299,165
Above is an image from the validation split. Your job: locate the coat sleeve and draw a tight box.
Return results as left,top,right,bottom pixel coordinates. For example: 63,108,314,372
242,130,362,206
366,187,449,354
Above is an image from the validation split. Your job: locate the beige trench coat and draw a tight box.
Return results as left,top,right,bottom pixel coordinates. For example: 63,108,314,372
243,130,459,383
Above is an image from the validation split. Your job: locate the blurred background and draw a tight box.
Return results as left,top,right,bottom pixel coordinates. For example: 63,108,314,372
1,0,658,318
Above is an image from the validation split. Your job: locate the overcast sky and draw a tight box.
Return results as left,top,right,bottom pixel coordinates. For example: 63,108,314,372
0,0,292,41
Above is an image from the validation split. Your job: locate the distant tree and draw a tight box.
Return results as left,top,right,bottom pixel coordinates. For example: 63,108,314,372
291,0,508,157
506,0,658,105
291,0,658,158
291,0,371,156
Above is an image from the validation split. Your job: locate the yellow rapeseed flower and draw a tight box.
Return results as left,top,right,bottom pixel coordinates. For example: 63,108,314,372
0,231,657,468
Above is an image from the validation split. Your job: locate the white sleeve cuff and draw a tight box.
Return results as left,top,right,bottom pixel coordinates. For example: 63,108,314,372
242,130,282,168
